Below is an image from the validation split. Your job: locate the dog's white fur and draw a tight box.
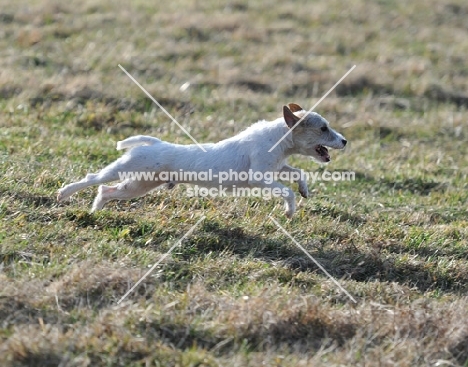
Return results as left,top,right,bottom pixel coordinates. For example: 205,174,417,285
57,103,347,217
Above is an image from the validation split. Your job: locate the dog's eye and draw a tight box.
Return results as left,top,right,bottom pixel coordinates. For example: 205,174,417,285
321,126,328,132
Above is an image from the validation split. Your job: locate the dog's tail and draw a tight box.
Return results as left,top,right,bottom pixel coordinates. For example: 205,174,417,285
116,135,161,150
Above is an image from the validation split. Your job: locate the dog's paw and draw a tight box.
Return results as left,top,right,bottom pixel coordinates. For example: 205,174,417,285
298,182,309,198
57,190,65,202
284,203,296,219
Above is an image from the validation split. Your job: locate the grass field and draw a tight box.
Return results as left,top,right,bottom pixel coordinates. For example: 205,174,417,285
1,0,468,365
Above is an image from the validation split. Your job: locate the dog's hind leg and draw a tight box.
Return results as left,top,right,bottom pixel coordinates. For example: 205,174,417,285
57,159,131,202
92,179,163,211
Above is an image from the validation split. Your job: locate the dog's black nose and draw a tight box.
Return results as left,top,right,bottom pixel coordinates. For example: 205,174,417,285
342,139,347,146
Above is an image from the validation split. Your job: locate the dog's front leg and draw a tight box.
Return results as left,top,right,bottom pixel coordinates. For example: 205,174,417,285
247,177,296,218
279,165,308,198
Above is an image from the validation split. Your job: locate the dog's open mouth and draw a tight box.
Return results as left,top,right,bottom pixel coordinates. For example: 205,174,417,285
315,145,330,162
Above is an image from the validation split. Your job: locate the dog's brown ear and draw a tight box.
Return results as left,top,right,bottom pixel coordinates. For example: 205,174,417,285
283,105,300,129
288,103,303,112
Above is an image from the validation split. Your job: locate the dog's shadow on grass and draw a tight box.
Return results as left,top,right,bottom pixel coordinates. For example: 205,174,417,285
180,220,468,295
41,197,467,297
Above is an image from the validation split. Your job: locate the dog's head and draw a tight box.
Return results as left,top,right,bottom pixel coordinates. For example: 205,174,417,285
283,103,347,163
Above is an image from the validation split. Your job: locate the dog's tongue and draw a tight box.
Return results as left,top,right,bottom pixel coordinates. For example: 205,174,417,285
317,145,330,161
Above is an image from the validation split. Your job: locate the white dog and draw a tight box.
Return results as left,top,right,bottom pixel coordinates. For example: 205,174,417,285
57,103,347,217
